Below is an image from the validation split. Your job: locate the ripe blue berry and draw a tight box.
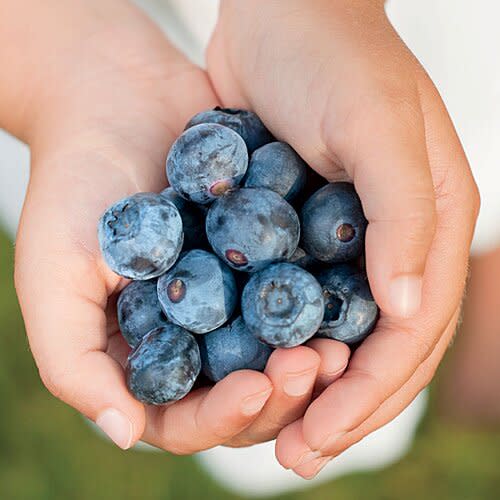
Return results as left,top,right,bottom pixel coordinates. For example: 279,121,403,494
206,188,300,272
244,142,307,201
301,182,367,263
157,250,237,334
117,279,170,348
126,324,201,405
186,107,273,153
242,263,324,348
166,123,248,204
316,264,378,344
286,247,320,272
198,317,273,382
98,193,183,280
160,187,207,250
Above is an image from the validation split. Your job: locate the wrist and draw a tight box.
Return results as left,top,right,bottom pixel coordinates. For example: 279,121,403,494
211,0,388,104
218,0,386,21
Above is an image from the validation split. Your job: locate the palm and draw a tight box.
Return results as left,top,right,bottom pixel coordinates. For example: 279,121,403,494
207,4,477,476
16,9,348,454
15,8,222,446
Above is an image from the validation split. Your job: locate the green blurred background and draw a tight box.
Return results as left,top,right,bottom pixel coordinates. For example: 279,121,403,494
0,225,498,500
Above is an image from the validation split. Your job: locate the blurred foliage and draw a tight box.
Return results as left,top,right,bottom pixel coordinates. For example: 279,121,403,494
0,226,498,500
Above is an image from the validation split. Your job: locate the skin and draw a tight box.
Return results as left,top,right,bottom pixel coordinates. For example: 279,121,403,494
209,0,479,477
7,0,350,456
3,0,479,476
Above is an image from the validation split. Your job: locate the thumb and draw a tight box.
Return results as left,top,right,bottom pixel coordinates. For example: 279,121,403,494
208,2,438,318
338,84,436,318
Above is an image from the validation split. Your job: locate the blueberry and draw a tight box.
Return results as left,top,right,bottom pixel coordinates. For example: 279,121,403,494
157,249,237,334
198,317,273,382
160,187,207,249
186,107,274,153
286,247,320,272
315,264,378,344
117,280,170,348
126,324,200,405
244,142,307,202
166,123,248,205
206,188,300,272
301,182,367,263
98,193,183,280
242,263,324,348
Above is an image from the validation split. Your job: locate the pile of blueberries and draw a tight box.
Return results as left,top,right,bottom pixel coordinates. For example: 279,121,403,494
98,108,379,406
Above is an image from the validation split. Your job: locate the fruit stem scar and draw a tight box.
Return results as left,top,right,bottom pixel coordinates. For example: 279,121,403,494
336,223,355,242
209,179,233,197
225,249,248,266
167,278,186,303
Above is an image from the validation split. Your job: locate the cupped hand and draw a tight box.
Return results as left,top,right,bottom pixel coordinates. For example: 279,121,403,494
208,0,479,477
14,0,349,454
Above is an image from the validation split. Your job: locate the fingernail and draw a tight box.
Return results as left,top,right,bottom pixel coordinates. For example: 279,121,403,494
389,274,422,318
302,456,331,479
293,450,322,468
241,388,272,416
283,369,317,397
96,408,133,450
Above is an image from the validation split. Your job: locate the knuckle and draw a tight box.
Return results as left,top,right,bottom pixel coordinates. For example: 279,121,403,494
208,423,238,442
157,424,200,456
225,432,275,448
223,436,256,449
420,367,438,389
38,361,82,406
158,423,200,455
404,326,435,360
164,443,196,456
377,87,421,125
38,365,66,400
344,367,385,406
401,197,437,246
470,182,481,220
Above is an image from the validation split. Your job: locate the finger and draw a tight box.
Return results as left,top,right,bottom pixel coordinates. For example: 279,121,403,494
346,84,436,319
106,331,131,369
298,72,478,456
225,347,320,446
305,338,350,397
275,419,321,470
14,31,223,452
15,253,146,450
313,306,460,458
213,8,438,319
293,456,332,480
301,296,457,456
276,306,460,473
142,370,272,454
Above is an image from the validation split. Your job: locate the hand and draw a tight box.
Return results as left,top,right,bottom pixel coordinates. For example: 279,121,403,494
12,0,350,453
208,0,479,477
